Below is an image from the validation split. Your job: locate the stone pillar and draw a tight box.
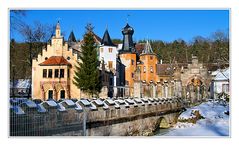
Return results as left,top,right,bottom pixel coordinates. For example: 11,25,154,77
196,86,200,102
157,83,162,98
152,84,156,98
134,81,142,98
168,83,171,98
190,84,195,103
161,84,165,98
165,84,168,98
113,86,118,97
175,80,182,98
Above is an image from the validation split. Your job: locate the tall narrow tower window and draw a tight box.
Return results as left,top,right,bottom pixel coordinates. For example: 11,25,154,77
55,69,59,78
60,69,64,78
48,69,52,78
43,69,47,78
150,66,153,73
143,66,146,73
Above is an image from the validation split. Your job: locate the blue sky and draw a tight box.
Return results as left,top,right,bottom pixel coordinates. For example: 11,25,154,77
10,10,229,43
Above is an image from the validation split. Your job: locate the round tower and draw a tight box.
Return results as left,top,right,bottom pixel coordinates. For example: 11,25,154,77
118,23,137,97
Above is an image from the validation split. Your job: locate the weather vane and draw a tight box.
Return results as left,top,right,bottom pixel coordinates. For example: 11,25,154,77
127,14,130,23
57,17,61,23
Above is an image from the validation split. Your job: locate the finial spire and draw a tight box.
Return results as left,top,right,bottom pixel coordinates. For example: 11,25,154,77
127,14,130,23
106,24,108,30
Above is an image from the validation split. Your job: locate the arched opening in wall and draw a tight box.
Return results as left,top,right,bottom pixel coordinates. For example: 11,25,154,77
153,117,170,135
48,90,53,100
186,75,206,103
60,90,65,99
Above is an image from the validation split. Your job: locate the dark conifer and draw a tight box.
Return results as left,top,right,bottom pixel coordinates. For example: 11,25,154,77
73,23,102,97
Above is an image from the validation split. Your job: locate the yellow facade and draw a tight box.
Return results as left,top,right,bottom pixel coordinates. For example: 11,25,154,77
32,22,104,101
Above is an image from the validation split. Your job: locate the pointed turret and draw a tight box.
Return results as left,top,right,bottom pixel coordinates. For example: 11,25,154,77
55,21,61,38
142,40,154,54
101,29,116,47
68,31,77,43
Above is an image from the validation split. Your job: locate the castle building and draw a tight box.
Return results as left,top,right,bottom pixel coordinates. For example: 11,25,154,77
118,23,138,96
99,29,117,85
32,22,112,101
32,21,78,100
99,29,125,97
137,40,159,84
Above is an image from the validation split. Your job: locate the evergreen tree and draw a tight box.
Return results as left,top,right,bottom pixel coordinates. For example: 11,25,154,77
73,24,102,98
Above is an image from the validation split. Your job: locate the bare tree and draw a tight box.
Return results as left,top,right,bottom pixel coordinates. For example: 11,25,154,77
17,22,53,98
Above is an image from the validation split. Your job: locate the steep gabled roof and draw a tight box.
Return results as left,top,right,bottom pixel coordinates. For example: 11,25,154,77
101,29,116,47
39,56,71,66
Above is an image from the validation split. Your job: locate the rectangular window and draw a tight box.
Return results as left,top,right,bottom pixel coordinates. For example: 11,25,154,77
48,90,53,99
108,61,113,69
131,60,134,65
48,69,52,78
108,48,113,53
43,69,47,78
150,56,153,60
55,69,59,78
131,73,134,78
67,69,70,78
60,69,64,78
222,84,229,93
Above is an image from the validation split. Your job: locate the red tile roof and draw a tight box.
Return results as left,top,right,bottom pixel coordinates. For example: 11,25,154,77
39,56,71,66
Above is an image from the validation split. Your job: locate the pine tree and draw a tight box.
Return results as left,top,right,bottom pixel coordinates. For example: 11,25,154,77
73,24,102,98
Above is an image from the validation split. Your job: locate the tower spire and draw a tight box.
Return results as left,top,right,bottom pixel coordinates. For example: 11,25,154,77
55,21,61,38
120,23,135,53
142,40,154,54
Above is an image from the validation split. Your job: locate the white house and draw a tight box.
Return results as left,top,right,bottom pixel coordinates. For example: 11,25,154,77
99,29,118,85
210,68,230,99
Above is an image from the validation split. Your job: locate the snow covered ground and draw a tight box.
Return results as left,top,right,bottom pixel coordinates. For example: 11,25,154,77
161,101,229,136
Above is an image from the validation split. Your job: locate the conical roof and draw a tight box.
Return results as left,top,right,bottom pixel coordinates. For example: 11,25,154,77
142,40,154,54
68,31,77,43
56,21,60,29
101,29,116,46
